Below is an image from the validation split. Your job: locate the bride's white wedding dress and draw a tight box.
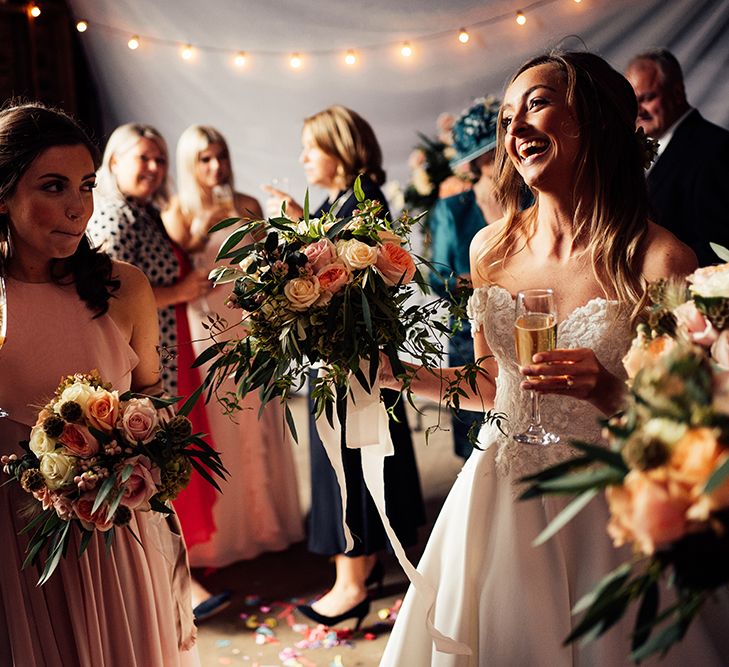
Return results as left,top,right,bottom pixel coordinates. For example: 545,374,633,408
380,285,728,666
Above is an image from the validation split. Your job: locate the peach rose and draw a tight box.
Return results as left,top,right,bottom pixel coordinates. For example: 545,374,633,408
119,455,161,511
375,242,416,286
622,332,675,379
673,301,717,347
59,423,99,458
73,493,113,532
316,262,350,294
607,469,691,555
85,389,120,433
712,330,729,369
120,397,159,444
283,275,321,311
303,238,337,272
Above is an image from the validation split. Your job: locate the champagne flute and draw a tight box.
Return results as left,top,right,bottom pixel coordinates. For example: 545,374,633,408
0,276,7,417
513,288,560,445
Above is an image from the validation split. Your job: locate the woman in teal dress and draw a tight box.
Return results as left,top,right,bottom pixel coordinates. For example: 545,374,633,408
428,98,503,459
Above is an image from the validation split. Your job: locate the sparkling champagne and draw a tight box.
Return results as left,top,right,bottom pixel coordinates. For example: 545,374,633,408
514,313,557,367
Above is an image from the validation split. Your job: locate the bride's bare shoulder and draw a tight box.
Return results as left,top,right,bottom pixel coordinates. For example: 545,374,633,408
470,216,507,262
640,222,698,282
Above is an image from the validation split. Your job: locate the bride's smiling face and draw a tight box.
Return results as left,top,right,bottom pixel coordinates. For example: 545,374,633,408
501,63,581,192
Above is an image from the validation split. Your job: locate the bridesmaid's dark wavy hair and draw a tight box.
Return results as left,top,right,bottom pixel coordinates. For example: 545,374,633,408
0,102,120,315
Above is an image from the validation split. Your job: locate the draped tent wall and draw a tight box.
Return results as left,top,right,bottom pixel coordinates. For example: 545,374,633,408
67,0,729,204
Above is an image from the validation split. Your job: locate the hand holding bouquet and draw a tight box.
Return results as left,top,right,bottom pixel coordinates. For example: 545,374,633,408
2,370,226,584
520,255,729,661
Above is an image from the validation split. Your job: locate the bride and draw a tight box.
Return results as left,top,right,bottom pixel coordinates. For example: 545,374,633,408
379,51,727,665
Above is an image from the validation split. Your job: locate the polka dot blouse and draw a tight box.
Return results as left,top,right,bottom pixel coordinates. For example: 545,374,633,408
87,195,179,394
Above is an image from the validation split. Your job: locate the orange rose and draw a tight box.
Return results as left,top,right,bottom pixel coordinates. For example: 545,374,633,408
316,262,350,294
375,242,416,287
85,389,119,433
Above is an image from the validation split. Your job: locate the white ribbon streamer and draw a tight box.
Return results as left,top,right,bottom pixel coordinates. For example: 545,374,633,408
315,364,471,656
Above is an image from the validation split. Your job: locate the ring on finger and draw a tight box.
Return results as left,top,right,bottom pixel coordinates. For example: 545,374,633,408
566,377,574,387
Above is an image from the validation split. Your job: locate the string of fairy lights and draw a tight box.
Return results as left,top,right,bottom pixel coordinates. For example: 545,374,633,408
24,0,586,70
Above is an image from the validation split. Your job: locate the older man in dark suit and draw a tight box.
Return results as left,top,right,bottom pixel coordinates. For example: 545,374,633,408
626,49,729,266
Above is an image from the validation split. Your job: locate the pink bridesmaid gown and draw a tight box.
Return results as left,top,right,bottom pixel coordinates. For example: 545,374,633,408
0,278,199,667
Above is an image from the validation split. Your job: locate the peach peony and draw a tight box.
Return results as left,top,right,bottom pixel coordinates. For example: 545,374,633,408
622,332,676,379
316,262,350,294
375,242,416,287
59,423,99,458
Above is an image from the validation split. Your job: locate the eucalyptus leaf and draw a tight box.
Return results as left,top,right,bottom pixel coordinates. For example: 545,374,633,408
533,488,598,546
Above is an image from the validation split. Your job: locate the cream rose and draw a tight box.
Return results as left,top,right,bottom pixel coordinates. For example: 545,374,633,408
120,397,159,444
316,262,350,294
283,275,321,311
376,242,417,286
56,381,95,413
689,264,729,298
39,451,77,490
85,389,120,433
29,425,56,457
337,239,378,271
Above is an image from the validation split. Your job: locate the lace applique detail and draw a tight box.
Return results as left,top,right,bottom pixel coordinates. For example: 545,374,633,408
467,286,633,490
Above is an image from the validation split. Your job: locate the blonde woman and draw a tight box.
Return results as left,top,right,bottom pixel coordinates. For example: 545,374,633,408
379,52,727,665
163,126,303,604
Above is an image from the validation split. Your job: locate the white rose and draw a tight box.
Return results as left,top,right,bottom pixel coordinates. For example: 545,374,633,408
337,239,378,270
29,425,56,457
57,382,95,413
412,167,433,197
642,418,687,446
689,264,729,298
40,451,77,490
283,276,321,311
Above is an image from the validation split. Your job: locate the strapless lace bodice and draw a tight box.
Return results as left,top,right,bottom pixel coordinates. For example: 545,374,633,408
467,285,633,480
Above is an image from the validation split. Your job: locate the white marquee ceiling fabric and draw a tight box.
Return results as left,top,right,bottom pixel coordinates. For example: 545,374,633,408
68,0,729,204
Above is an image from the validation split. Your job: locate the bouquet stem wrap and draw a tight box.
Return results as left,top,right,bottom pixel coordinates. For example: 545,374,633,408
315,362,470,655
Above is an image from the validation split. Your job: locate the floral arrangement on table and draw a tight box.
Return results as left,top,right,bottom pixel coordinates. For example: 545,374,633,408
521,251,729,661
194,176,500,443
1,370,226,584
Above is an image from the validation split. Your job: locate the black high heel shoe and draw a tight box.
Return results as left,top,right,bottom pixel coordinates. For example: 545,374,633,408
296,596,371,630
365,559,385,595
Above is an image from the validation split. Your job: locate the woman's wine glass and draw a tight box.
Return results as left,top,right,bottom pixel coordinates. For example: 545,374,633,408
513,288,560,445
0,276,7,417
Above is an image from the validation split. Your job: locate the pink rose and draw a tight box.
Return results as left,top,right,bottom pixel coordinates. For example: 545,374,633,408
59,423,99,458
120,398,159,444
673,301,717,347
119,455,161,511
316,262,350,294
607,469,691,555
85,389,120,433
375,242,416,287
712,330,729,369
303,238,337,272
73,493,114,532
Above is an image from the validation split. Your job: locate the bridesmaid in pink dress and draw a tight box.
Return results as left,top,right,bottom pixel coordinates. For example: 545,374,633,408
0,104,199,665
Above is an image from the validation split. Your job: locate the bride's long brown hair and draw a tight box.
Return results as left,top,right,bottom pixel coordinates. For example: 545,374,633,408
479,51,650,322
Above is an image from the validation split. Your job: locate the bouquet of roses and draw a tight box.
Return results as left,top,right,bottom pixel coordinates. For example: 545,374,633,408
1,370,226,584
192,177,497,442
520,252,729,661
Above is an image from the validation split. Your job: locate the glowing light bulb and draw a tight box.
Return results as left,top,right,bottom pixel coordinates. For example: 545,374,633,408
516,11,526,25
75,20,88,33
400,41,413,58
458,28,470,44
344,50,357,66
128,35,140,50
290,53,302,69
574,0,582,3
181,44,194,61
29,4,41,17
234,51,247,67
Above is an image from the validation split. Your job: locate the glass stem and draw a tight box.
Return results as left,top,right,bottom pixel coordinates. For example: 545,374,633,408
530,390,541,426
